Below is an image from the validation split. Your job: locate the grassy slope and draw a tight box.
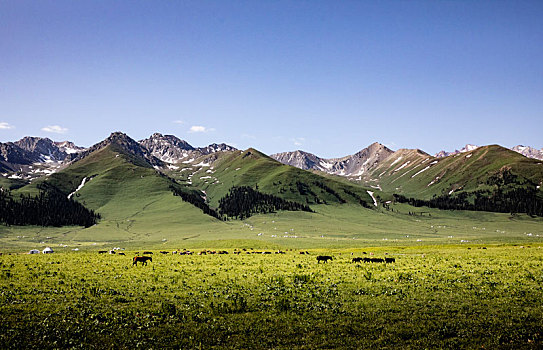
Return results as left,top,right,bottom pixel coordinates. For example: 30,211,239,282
372,145,543,199
6,145,231,246
187,148,375,208
1,146,542,252
2,201,542,252
0,177,27,190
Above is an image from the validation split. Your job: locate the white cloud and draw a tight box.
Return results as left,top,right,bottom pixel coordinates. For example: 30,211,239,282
0,122,14,130
41,125,68,134
291,137,305,146
173,120,184,124
189,125,215,133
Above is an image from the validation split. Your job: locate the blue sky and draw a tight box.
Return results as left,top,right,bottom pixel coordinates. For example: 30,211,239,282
1,1,542,157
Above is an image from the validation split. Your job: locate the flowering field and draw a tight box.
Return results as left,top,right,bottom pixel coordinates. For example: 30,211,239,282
1,246,542,349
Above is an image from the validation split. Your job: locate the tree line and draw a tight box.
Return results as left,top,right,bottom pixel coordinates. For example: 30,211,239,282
169,185,222,220
393,187,543,217
342,188,373,208
295,181,324,204
218,186,313,219
314,182,346,203
0,188,100,227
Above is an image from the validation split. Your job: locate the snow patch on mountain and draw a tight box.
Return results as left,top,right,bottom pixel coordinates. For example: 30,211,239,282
394,161,410,172
512,145,543,160
367,191,377,206
391,156,403,166
428,176,440,187
68,177,88,199
411,166,431,178
436,144,478,158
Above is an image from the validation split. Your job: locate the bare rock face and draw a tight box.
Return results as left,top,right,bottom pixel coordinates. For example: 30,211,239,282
435,144,479,158
139,133,195,163
512,145,543,161
54,141,85,155
270,150,323,171
198,143,237,155
0,142,37,166
0,137,85,178
139,133,237,164
437,144,543,161
14,137,67,161
271,142,394,177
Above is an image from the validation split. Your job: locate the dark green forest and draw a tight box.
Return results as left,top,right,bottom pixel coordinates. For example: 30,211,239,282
0,189,100,227
169,185,222,220
218,186,313,219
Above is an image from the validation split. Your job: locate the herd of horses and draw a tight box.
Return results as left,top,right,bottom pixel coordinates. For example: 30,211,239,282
352,257,396,263
126,250,395,266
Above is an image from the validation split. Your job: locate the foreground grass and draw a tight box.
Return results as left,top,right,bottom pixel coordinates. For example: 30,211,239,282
1,246,542,349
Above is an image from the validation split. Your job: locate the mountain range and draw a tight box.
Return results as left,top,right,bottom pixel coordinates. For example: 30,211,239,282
1,132,542,224
2,134,540,180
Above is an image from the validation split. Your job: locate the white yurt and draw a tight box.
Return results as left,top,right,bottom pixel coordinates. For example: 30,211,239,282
29,249,40,254
42,247,54,254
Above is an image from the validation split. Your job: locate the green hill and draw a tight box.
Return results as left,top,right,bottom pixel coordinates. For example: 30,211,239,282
177,148,376,209
7,142,227,239
1,135,542,251
366,145,543,215
370,145,543,199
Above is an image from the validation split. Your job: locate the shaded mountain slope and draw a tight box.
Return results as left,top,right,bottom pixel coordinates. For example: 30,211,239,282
186,148,376,209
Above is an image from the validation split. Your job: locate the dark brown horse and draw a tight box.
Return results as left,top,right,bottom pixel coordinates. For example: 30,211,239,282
133,256,152,266
316,255,333,263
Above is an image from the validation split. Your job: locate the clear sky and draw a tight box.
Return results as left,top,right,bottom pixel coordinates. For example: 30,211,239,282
1,1,542,157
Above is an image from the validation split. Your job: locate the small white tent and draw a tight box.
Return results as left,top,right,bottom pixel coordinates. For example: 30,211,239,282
29,249,40,254
42,247,54,254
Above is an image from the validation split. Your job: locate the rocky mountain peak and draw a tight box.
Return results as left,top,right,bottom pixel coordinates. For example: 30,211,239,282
68,132,162,167
271,143,394,177
435,144,478,158
140,133,194,150
139,133,197,163
270,149,322,170
54,141,84,154
512,145,543,160
14,136,69,162
198,143,237,155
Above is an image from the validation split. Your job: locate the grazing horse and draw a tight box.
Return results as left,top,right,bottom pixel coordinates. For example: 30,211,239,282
133,256,152,266
142,251,153,255
352,257,364,263
316,255,333,263
385,257,396,263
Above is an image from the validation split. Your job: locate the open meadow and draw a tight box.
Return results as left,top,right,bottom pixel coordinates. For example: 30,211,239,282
1,205,542,348
1,203,542,252
3,1,543,348
1,245,542,349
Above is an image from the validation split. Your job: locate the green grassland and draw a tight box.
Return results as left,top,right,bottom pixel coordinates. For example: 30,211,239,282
1,202,542,253
1,246,542,348
1,142,541,252
368,145,543,199
1,141,543,348
166,148,374,208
